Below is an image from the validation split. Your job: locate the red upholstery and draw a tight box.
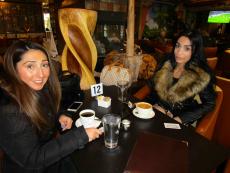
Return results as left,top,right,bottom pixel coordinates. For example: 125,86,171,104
196,86,223,140
213,76,230,148
204,47,217,58
224,160,230,173
133,84,151,100
211,77,230,173
207,57,218,70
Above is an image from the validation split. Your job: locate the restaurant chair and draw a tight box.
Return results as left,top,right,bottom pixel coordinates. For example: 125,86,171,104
133,84,151,101
204,47,217,58
196,85,223,140
207,57,218,70
220,50,230,79
224,160,230,173
213,76,230,149
212,159,230,173
154,47,165,60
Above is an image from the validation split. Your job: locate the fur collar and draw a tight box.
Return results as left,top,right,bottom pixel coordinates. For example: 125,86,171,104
154,60,210,103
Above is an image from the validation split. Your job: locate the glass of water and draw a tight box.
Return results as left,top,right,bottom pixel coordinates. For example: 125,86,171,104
102,114,121,149
117,80,130,103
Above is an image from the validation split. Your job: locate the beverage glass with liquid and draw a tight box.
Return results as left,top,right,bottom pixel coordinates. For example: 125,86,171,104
102,114,121,149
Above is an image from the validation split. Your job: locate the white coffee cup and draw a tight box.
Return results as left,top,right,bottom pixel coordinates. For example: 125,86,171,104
135,102,153,117
79,109,95,128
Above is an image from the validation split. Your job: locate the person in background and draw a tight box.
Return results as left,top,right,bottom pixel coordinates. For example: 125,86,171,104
0,40,102,173
134,30,216,125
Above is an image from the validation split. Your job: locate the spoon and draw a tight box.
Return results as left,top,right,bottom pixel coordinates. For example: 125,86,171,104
128,101,135,109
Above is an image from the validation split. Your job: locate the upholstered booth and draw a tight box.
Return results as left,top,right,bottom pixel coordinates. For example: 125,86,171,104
204,47,217,58
210,76,230,173
223,160,230,173
213,76,230,148
207,57,218,70
196,86,223,140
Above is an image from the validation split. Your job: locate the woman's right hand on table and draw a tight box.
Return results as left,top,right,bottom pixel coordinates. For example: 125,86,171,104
153,104,173,118
85,128,103,142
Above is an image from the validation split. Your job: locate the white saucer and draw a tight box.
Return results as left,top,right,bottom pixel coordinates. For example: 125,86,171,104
132,108,155,119
75,117,101,128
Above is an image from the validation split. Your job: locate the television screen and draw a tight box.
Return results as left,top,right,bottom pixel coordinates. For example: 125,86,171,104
208,11,230,23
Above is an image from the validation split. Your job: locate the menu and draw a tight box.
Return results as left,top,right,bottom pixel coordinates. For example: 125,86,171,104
124,132,189,173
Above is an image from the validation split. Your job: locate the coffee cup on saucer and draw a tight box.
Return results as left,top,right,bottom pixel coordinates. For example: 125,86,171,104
135,102,153,118
79,109,95,128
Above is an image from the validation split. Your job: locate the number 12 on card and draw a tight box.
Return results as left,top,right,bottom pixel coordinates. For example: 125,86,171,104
91,83,103,97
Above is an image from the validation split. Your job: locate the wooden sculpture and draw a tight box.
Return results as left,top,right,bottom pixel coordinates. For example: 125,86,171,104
58,8,97,90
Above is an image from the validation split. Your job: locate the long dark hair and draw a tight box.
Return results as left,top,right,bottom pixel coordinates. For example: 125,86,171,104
171,30,207,68
161,30,216,84
0,40,61,131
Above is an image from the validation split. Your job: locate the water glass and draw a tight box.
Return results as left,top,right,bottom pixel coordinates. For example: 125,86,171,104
102,114,121,149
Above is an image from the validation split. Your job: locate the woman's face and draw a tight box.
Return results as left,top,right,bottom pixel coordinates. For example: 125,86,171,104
16,49,50,91
174,36,192,66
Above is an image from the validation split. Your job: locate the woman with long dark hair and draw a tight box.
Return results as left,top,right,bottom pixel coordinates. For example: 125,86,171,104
0,40,102,173
135,30,216,125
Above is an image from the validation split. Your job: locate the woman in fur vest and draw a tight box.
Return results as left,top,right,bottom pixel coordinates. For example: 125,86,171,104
135,30,216,125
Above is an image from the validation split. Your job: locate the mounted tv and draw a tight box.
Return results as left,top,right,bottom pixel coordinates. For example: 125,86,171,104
208,11,230,23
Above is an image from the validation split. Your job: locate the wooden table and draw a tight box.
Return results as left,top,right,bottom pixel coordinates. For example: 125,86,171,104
70,86,228,173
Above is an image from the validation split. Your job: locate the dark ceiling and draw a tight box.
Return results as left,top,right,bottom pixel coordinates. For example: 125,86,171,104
1,0,54,3
0,0,226,4
2,0,230,9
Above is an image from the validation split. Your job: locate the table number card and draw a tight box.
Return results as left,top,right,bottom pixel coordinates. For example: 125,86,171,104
91,83,103,97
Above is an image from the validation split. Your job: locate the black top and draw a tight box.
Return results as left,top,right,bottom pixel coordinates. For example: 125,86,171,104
0,88,88,173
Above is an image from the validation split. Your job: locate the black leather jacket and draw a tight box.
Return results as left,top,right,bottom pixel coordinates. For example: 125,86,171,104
156,83,216,124
148,60,216,125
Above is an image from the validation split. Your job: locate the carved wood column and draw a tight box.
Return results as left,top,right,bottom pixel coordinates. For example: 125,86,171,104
58,8,97,90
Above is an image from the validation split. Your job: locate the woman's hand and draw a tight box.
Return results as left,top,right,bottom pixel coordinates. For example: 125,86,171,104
85,128,103,142
59,115,73,131
174,116,182,123
153,104,173,118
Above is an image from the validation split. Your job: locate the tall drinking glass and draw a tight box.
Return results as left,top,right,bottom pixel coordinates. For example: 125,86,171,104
117,80,129,103
102,114,121,149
